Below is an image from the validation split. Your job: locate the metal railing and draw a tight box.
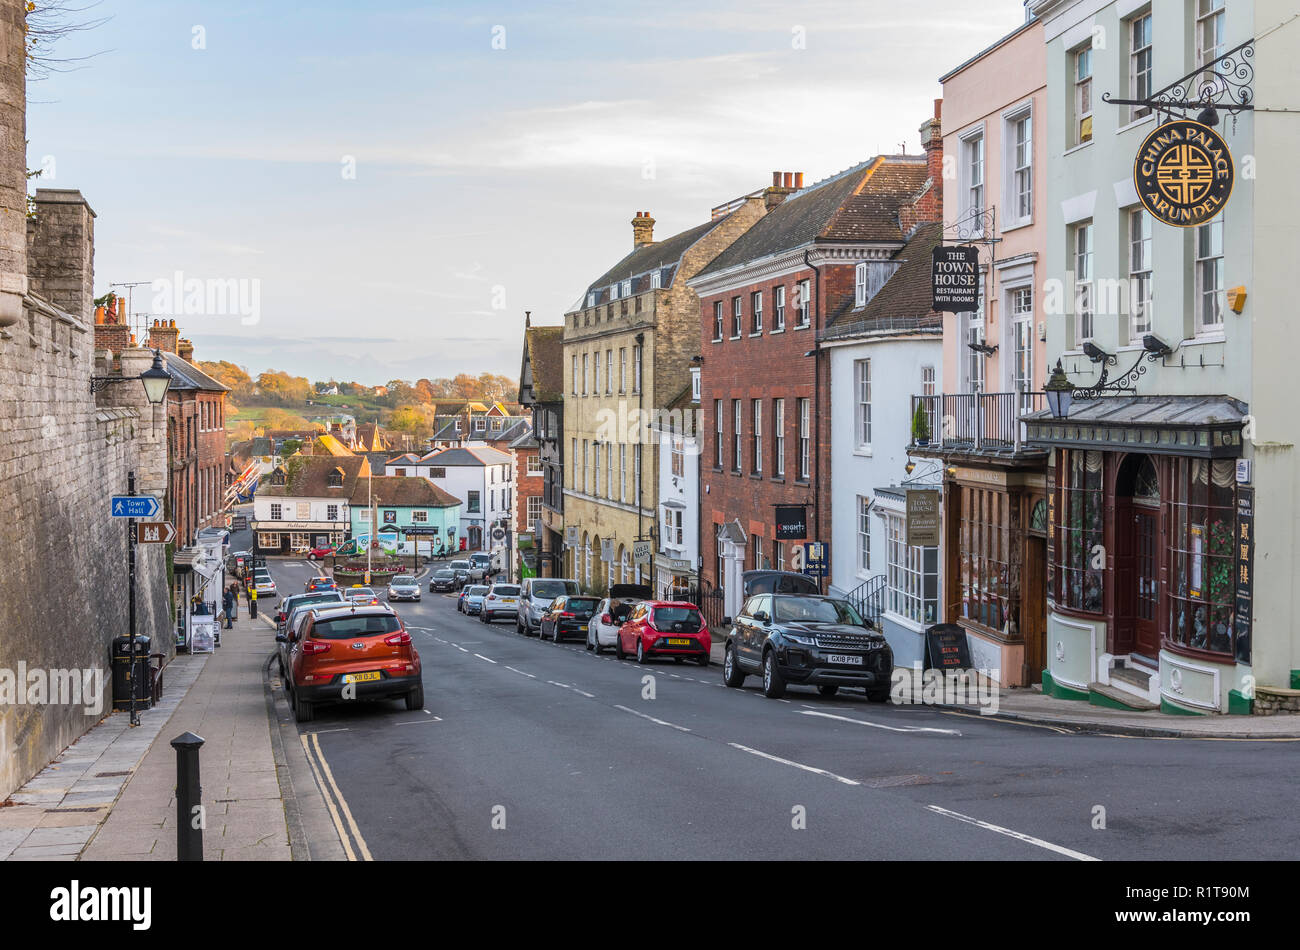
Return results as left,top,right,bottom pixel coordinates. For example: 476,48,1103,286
843,574,887,631
909,391,1045,452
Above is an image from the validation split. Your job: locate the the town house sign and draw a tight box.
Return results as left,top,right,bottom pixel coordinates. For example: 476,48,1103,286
1134,119,1234,228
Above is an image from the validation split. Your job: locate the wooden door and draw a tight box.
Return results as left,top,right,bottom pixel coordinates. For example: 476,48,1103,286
1023,537,1046,684
1133,509,1159,658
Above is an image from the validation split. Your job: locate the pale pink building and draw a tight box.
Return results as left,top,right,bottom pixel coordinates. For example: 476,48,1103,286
908,13,1051,688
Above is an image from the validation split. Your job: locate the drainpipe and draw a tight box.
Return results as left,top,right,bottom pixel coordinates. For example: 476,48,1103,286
635,331,652,592
803,249,824,595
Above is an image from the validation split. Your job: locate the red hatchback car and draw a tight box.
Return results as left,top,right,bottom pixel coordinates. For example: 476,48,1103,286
284,604,423,722
616,601,710,666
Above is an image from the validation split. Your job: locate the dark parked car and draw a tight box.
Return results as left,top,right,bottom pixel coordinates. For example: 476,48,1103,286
741,569,820,597
539,595,601,643
429,569,458,593
448,559,473,589
723,594,892,700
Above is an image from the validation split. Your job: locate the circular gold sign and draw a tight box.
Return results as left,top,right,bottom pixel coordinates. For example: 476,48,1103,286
1134,119,1233,228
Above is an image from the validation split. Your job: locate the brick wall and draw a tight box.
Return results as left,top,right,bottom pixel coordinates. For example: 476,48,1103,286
513,445,542,535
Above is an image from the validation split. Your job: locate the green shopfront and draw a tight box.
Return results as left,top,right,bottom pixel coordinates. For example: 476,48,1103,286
1026,398,1251,714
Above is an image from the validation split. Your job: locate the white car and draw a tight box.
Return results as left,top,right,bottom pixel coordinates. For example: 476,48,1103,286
585,585,651,654
480,583,520,623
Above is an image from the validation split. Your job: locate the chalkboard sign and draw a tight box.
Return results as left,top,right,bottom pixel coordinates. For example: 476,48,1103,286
924,623,972,670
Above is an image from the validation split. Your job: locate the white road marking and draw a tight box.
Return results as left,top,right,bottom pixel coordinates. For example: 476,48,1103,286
455,646,469,653
395,716,444,725
423,709,433,715
572,688,595,698
614,704,692,733
799,710,962,736
727,742,859,786
924,805,1100,862
505,666,536,678
547,680,570,689
473,654,498,664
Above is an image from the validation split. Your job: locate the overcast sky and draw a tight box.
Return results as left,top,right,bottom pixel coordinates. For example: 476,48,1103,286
27,0,1027,385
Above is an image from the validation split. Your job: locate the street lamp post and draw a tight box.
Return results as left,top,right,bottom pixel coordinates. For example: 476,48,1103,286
1044,359,1074,420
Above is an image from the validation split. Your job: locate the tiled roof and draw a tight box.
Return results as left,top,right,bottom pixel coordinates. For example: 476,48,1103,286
696,157,928,278
579,213,737,302
348,475,460,508
161,352,230,392
521,325,565,403
823,223,944,335
419,446,512,467
258,455,368,499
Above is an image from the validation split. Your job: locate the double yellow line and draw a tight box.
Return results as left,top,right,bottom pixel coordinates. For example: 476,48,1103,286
300,732,373,861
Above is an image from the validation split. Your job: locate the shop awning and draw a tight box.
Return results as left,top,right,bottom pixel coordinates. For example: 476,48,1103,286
1023,395,1247,458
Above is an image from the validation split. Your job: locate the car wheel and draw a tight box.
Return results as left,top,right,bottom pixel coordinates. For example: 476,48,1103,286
585,629,593,651
293,692,314,723
762,650,786,699
636,639,649,664
818,685,839,698
696,653,710,667
673,657,684,664
867,689,890,703
405,684,425,711
516,616,523,634
723,644,745,687
616,636,625,660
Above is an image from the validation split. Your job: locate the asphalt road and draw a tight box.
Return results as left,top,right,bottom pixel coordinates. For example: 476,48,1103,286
260,555,1300,861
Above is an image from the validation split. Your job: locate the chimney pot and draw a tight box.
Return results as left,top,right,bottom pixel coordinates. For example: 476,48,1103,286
783,172,793,188
794,172,804,188
772,171,781,187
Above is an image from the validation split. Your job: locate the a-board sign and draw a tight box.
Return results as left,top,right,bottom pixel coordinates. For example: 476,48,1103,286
925,623,972,670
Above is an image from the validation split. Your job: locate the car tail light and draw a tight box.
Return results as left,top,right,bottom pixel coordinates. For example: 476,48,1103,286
385,631,412,646
560,611,574,618
302,640,330,655
602,614,611,624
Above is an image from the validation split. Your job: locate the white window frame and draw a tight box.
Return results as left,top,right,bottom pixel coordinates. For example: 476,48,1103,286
854,358,872,449
715,399,724,468
732,399,742,471
620,444,627,502
1129,209,1153,338
751,291,763,334
713,301,724,342
619,348,628,391
610,283,619,301
1197,0,1225,69
797,397,810,480
921,365,937,439
773,398,785,478
795,280,811,327
605,350,613,394
884,511,939,626
1129,12,1153,122
620,279,631,298
960,128,985,233
963,287,986,393
571,354,578,395
593,443,601,497
1003,105,1033,227
650,270,661,290
857,495,871,575
752,399,762,475
633,345,642,393
1073,221,1094,344
774,285,786,331
731,296,742,339
592,353,600,394
581,353,588,395
855,262,868,307
527,494,542,525
1073,46,1093,146
1011,287,1034,410
1195,216,1224,335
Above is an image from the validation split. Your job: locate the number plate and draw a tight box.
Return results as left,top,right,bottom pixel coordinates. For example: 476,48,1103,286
502,598,516,603
667,638,693,646
825,654,863,666
342,671,381,684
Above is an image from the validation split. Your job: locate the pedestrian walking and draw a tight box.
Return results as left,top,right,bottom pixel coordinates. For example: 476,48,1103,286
249,584,258,619
222,587,235,628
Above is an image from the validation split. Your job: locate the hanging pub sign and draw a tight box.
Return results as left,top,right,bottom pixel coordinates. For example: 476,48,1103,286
774,504,808,540
1134,119,1234,228
931,245,979,311
905,489,941,547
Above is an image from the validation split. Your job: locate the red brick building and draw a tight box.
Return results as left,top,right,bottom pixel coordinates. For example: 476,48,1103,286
689,127,943,619
508,424,543,577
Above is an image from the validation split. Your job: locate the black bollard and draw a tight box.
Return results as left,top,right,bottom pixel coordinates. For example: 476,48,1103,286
170,732,205,861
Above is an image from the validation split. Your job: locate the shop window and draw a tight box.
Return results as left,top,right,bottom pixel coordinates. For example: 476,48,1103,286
1054,449,1104,613
959,486,1012,629
1167,458,1235,656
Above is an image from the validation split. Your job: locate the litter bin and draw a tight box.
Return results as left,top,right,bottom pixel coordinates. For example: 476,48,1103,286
112,635,152,711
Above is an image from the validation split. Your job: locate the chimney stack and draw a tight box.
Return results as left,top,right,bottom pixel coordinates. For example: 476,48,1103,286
631,211,655,249
148,318,180,354
764,171,802,211
178,337,195,363
26,189,96,322
918,99,944,224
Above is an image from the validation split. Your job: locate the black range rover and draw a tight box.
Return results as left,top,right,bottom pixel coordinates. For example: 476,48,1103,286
722,594,893,701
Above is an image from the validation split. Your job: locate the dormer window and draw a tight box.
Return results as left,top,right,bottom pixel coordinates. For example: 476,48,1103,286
620,279,632,298
454,419,461,432
475,418,486,432
650,270,661,290
271,469,286,486
327,467,344,488
610,283,620,301
586,292,596,308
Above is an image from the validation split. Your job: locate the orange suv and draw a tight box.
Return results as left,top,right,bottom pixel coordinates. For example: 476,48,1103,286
284,604,423,722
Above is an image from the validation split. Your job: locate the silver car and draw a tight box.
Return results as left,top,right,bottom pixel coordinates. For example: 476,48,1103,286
460,585,489,615
387,574,421,602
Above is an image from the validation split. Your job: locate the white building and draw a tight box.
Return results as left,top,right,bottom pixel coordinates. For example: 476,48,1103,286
652,366,701,600
251,455,368,554
408,445,513,551
823,224,944,669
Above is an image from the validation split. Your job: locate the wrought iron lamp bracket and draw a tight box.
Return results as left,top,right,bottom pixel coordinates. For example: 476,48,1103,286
1101,39,1254,123
1072,349,1163,401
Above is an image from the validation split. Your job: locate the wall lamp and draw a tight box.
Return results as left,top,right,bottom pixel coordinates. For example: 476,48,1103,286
1082,341,1115,364
1142,334,1173,359
90,348,172,404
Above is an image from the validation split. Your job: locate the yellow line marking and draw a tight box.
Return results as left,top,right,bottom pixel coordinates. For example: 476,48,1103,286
310,732,374,861
300,733,356,861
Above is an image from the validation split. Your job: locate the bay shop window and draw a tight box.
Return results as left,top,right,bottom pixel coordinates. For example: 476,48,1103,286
1053,449,1104,614
1167,458,1236,656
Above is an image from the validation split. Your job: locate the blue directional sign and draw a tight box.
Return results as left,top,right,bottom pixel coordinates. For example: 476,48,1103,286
110,495,161,519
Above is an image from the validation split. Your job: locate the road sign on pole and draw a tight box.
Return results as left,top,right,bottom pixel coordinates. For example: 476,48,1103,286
137,521,176,545
111,495,160,519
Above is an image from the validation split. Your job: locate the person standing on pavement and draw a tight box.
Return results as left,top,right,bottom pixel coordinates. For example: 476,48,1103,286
248,583,258,619
222,586,235,628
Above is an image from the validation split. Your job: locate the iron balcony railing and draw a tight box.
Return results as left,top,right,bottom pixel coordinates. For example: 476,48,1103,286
909,391,1045,453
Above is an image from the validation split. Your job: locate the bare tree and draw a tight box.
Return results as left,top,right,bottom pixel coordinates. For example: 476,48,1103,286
25,1,110,83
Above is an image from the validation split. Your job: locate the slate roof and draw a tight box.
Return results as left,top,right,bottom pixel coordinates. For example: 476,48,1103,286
509,427,539,450
161,352,230,392
355,422,388,452
695,156,928,278
348,475,460,508
259,455,368,499
579,214,737,303
823,222,944,336
419,446,512,467
521,324,565,404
